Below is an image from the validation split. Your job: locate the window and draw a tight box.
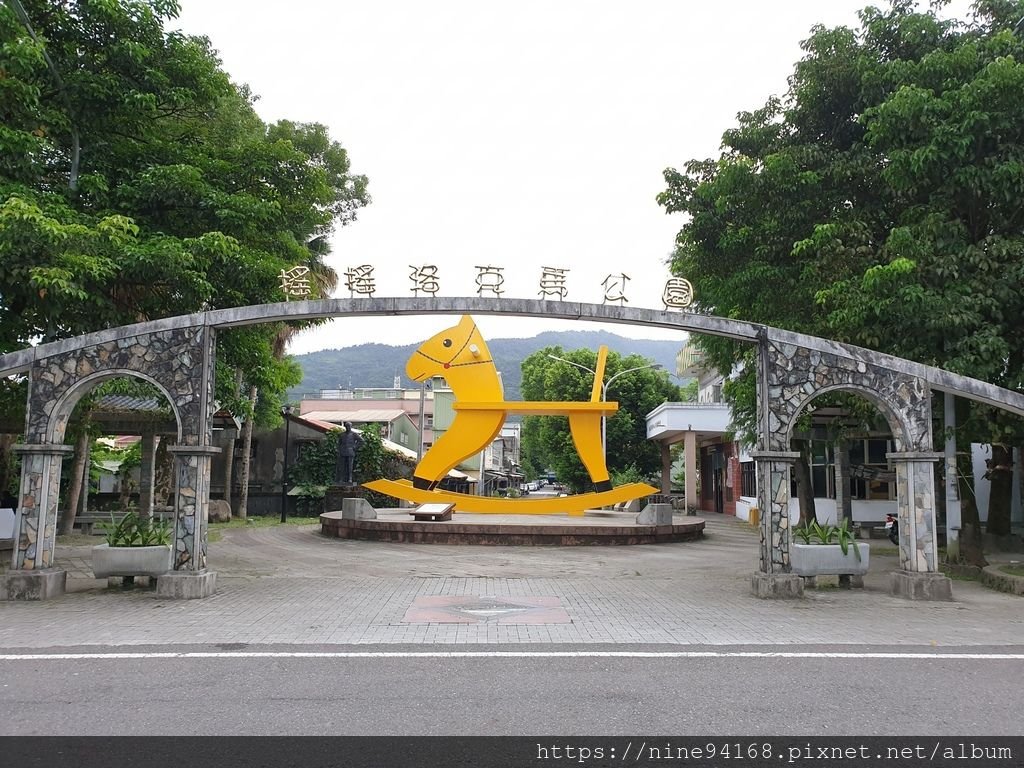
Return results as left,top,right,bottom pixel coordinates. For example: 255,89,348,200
740,461,756,497
849,438,895,500
295,440,318,461
810,441,834,499
787,437,896,501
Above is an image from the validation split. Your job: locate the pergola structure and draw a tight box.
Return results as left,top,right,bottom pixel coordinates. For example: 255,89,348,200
2,297,1022,601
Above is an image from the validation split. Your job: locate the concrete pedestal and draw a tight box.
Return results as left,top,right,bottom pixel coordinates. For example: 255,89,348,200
889,570,953,601
326,485,365,513
341,497,377,520
1,567,67,601
156,570,217,599
751,571,803,599
636,503,672,526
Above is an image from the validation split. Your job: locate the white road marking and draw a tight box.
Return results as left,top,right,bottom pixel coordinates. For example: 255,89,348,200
1,650,1022,660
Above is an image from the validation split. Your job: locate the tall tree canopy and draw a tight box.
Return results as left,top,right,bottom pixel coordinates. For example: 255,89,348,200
519,347,679,492
0,0,369,419
658,0,1024,541
660,0,1023,395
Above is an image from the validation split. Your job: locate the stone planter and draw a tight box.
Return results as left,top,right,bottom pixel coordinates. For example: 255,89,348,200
790,543,870,577
91,544,171,579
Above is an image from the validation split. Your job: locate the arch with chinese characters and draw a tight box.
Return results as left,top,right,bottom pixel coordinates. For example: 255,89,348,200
2,297,1023,601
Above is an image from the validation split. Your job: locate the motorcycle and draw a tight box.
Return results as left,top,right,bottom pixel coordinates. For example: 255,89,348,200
884,513,899,545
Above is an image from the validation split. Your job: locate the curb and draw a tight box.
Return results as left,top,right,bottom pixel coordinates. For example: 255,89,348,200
981,563,1024,596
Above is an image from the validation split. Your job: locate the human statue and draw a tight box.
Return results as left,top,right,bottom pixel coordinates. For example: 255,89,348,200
334,422,363,485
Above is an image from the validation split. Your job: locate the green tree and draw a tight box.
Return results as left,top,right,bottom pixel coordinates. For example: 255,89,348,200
519,347,679,493
658,0,1024,561
1,0,370,508
0,0,369,398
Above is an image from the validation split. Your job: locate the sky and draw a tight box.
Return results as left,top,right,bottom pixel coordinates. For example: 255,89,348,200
170,1,959,354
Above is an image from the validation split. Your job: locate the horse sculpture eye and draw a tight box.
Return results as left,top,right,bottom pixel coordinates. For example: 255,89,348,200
442,338,452,347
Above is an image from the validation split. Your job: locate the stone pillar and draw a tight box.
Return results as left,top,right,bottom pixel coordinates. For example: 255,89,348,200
160,445,220,599
138,430,158,519
888,451,952,601
660,442,672,495
1,443,73,600
683,431,697,515
749,450,803,598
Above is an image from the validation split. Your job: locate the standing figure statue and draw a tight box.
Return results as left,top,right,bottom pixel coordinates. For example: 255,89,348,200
334,422,363,485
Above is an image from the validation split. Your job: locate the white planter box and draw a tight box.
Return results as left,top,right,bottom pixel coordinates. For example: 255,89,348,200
790,543,869,577
92,544,171,579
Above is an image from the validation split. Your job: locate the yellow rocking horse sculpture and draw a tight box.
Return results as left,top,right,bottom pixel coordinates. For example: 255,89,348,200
364,315,658,514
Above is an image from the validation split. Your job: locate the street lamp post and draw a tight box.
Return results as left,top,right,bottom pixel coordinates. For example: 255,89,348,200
280,404,293,523
546,354,662,462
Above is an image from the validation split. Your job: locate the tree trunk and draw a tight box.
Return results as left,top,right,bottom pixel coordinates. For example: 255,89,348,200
236,385,258,520
954,397,987,567
0,433,16,505
794,439,817,525
153,437,172,508
223,434,236,512
834,437,851,525
222,368,243,515
985,443,1013,536
60,428,91,535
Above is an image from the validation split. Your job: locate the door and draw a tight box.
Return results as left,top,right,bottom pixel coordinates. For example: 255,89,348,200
712,450,724,514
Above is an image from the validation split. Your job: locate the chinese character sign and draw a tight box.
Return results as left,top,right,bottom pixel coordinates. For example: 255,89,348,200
314,261,687,307
538,267,569,300
409,265,441,297
602,273,630,305
345,265,376,297
662,278,694,309
279,266,312,299
475,265,505,298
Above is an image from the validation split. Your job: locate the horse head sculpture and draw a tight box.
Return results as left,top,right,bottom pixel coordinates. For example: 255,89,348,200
407,315,503,401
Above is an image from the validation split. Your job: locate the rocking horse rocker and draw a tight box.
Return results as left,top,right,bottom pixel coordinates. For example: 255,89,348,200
364,315,658,514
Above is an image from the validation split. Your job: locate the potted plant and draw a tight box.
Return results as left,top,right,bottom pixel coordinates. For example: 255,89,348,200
92,510,172,581
790,519,869,578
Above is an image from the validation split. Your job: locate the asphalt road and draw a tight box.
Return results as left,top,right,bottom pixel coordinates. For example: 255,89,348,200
2,644,1022,735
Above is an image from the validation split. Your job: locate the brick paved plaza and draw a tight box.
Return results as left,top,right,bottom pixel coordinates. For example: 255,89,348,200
1,515,1021,649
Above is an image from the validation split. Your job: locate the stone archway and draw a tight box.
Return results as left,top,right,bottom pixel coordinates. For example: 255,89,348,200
3,326,218,600
2,297,1023,601
751,334,949,600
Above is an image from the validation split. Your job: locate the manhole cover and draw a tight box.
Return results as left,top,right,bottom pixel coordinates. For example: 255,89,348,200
403,595,571,624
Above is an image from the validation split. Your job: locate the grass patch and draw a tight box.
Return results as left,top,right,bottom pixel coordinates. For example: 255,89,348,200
941,563,982,581
209,515,320,531
999,564,1024,577
871,545,900,556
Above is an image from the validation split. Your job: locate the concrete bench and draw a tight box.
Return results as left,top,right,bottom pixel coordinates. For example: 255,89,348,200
61,507,174,535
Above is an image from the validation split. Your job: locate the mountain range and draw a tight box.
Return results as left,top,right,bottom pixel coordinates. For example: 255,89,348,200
291,330,686,401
